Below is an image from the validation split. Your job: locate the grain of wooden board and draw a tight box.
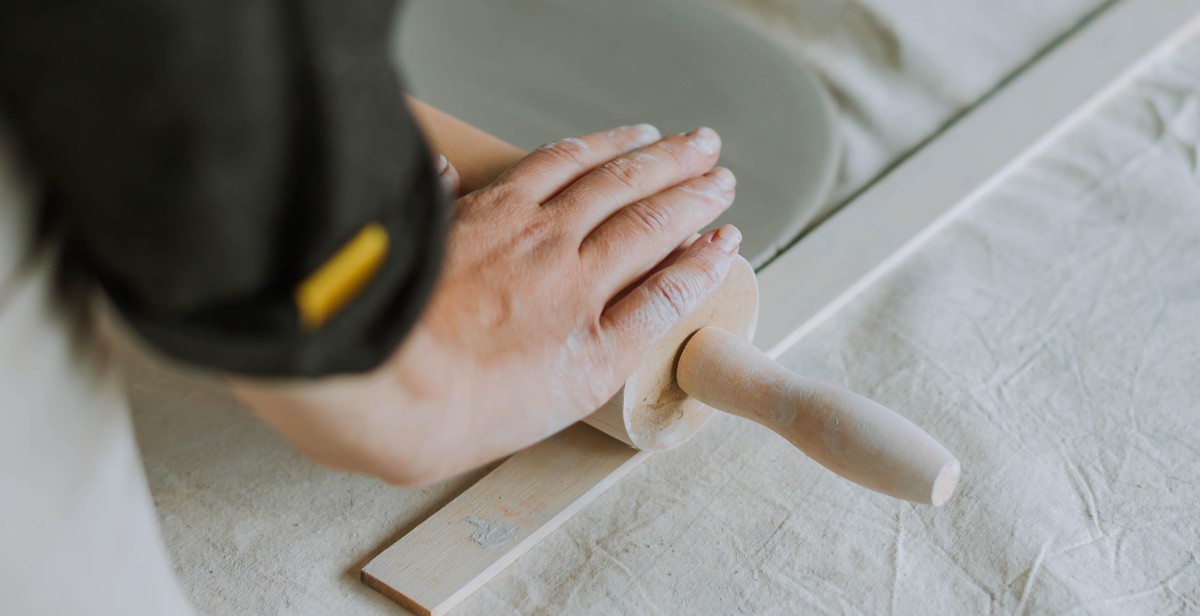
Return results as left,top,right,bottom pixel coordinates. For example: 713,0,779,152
363,1,1200,612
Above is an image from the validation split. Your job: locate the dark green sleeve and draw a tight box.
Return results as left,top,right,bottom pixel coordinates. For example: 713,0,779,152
0,0,447,377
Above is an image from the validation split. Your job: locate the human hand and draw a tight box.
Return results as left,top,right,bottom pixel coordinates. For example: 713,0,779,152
232,124,741,485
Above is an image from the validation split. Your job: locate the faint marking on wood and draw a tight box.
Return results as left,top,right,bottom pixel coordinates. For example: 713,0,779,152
361,425,647,616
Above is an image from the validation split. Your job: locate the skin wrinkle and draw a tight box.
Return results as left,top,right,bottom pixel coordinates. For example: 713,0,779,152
603,156,645,183
642,271,709,341
628,285,683,351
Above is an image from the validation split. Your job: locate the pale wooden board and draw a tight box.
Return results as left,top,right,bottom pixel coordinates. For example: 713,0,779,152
363,0,1200,612
361,424,648,616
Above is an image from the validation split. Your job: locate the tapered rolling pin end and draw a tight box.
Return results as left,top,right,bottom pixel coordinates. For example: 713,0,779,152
930,458,961,507
677,327,962,506
879,423,960,506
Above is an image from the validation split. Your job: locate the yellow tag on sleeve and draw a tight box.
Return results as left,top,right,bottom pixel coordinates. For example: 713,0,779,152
294,223,389,331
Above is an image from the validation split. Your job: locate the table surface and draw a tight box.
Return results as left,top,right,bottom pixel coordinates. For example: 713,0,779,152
128,3,1200,615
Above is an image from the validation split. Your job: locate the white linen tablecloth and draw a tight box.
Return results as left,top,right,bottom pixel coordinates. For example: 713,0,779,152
132,12,1200,616
443,33,1200,614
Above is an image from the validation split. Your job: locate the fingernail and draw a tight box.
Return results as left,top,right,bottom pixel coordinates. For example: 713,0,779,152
712,224,741,253
708,167,736,192
687,127,721,156
627,123,661,148
436,154,449,174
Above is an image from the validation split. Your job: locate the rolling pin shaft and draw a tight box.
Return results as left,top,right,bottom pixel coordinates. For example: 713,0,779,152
676,327,960,506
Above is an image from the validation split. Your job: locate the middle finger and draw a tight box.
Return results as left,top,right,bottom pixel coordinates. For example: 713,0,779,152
548,127,723,234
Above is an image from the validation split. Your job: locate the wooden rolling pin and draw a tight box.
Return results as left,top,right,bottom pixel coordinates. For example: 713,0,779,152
585,256,960,506
409,98,960,506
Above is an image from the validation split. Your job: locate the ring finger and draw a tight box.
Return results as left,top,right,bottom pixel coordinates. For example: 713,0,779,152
582,167,736,295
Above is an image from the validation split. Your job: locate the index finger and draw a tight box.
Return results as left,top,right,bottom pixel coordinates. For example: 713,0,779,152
494,124,661,202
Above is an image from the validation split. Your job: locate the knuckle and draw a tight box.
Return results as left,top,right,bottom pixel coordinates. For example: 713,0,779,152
537,138,590,168
650,271,702,321
626,201,674,240
686,247,729,290
597,158,642,192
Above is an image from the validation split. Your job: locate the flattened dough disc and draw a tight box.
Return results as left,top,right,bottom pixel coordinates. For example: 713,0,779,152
398,0,840,265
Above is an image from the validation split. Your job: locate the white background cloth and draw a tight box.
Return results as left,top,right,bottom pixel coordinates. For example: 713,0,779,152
514,37,1200,614
446,34,1200,613
128,12,1200,616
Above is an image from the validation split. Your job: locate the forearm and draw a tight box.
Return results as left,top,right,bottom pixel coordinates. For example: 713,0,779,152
232,103,530,485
